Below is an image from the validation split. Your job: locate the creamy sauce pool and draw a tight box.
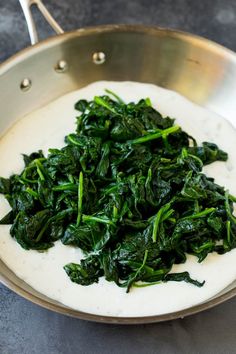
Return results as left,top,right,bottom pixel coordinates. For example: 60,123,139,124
0,81,236,317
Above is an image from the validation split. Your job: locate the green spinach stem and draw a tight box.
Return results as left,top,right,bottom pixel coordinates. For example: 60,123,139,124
77,172,83,226
131,125,180,144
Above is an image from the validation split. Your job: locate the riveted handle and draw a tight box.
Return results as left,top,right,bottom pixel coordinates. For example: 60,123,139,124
19,0,64,45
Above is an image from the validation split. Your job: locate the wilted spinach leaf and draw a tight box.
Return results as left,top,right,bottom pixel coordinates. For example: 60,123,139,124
0,90,235,292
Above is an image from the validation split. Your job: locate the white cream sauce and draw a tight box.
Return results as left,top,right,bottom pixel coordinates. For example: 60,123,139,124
0,81,236,317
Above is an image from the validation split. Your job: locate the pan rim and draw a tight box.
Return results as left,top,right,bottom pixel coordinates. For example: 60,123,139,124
1,23,236,73
1,23,236,323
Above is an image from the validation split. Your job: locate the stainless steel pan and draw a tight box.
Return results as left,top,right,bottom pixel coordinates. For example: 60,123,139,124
1,0,236,324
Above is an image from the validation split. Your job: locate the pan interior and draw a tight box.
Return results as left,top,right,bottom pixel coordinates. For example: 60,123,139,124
1,26,236,322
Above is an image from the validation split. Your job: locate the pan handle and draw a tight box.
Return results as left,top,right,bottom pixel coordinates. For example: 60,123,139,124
19,0,64,45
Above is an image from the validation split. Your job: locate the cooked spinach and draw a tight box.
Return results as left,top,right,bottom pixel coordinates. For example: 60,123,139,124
1,90,235,292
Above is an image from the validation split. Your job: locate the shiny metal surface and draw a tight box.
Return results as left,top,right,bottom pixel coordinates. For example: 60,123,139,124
93,51,106,65
1,25,236,323
54,59,68,73
19,0,64,44
20,77,32,91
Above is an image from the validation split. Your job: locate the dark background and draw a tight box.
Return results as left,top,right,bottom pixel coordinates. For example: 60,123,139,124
1,1,236,353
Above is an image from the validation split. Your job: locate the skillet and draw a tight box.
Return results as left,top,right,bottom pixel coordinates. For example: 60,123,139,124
1,0,236,323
